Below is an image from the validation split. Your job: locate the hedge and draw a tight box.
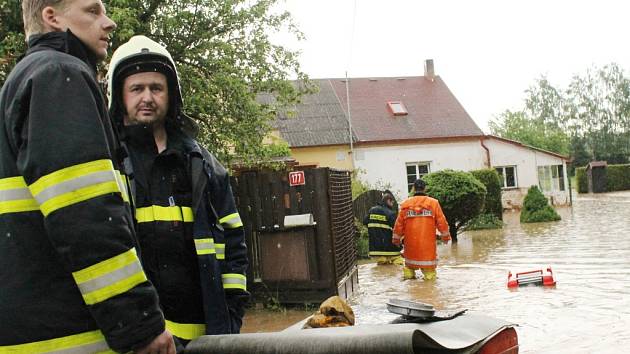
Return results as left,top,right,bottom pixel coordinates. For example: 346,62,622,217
470,168,503,220
606,164,630,192
576,167,587,193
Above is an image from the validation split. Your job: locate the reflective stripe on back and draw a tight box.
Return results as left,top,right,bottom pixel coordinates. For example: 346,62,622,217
367,223,392,230
135,205,194,223
0,330,113,353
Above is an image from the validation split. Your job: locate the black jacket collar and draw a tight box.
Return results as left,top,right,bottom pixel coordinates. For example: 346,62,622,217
26,30,98,74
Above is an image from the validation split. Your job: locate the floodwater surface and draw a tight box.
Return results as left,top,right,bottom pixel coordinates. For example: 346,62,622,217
242,191,630,353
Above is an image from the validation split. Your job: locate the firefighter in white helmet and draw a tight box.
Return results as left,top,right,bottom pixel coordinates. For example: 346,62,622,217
107,36,249,347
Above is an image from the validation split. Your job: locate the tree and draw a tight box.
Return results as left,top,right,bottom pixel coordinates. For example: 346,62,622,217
489,109,570,156
1,0,313,164
423,170,486,242
520,186,561,223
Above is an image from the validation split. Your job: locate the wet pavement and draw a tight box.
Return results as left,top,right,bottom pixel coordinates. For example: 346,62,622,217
242,190,630,353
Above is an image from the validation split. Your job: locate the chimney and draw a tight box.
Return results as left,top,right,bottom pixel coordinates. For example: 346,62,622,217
424,59,435,82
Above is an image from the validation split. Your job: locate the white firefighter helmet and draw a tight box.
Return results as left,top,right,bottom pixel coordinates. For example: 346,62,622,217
106,35,198,137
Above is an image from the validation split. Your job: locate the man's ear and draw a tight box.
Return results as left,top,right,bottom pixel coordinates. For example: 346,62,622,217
41,6,64,32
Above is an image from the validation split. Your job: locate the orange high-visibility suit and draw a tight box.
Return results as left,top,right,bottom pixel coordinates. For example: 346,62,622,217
392,194,450,270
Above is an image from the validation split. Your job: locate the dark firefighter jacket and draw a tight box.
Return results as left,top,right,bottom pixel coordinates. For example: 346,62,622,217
363,202,401,256
122,125,249,343
0,32,164,352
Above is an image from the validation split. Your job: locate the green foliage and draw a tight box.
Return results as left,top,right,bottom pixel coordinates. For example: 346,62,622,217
606,164,630,192
354,218,369,259
520,186,561,223
465,213,504,231
489,109,570,156
470,168,503,220
490,65,630,168
423,170,487,241
576,167,587,193
1,0,314,165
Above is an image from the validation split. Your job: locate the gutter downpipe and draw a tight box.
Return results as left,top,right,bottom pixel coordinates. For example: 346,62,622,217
345,71,355,170
480,136,491,167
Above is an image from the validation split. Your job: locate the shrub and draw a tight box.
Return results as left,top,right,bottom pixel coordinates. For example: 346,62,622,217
466,213,504,230
424,170,486,242
470,168,503,220
520,186,561,223
606,164,630,192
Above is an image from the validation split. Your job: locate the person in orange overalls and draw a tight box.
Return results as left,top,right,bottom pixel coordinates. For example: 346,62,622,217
393,179,451,280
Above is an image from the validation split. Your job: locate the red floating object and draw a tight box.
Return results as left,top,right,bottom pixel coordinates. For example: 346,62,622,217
507,267,556,288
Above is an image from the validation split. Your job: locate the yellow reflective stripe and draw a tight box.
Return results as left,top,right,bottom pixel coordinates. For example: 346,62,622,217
222,273,246,290
405,259,438,266
165,320,205,341
72,248,147,305
194,238,216,255
367,223,392,230
0,176,39,214
114,170,129,203
369,214,387,221
0,329,114,353
29,160,122,216
135,205,194,223
369,251,401,256
219,212,243,228
215,243,225,260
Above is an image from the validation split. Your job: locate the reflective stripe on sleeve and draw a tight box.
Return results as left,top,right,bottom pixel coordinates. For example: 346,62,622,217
165,320,206,341
0,329,113,353
72,248,147,305
135,205,194,223
215,243,225,260
222,273,246,291
29,159,123,216
114,170,129,203
194,238,216,255
367,223,392,230
0,176,39,214
218,212,243,229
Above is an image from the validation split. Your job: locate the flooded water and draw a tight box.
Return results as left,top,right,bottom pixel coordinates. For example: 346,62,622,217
242,191,630,353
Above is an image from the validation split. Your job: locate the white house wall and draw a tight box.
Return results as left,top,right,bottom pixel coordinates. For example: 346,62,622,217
482,139,569,207
353,140,486,201
354,138,570,208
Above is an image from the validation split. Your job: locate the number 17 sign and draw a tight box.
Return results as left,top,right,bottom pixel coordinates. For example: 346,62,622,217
288,171,305,186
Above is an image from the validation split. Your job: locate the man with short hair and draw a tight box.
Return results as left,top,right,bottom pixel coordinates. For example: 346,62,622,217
0,1,174,352
393,179,450,280
107,35,249,346
363,190,403,265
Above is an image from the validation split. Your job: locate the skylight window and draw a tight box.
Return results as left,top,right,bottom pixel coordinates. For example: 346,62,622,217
387,101,408,116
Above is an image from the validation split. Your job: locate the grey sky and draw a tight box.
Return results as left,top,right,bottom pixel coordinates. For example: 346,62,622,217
276,0,630,132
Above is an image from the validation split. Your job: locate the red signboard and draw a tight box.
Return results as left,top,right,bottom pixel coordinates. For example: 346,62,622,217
288,171,305,186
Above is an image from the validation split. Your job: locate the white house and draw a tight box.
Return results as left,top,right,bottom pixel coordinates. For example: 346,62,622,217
272,60,571,208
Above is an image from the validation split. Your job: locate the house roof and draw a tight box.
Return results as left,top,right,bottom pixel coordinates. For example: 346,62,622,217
486,135,570,160
329,76,483,143
272,75,484,148
269,80,355,147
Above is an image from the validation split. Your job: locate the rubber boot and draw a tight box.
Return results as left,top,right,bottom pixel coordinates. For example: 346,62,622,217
421,268,437,280
391,255,404,266
403,267,416,280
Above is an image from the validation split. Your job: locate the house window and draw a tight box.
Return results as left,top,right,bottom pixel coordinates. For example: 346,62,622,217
537,165,565,192
387,101,408,116
495,166,517,189
406,162,430,193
